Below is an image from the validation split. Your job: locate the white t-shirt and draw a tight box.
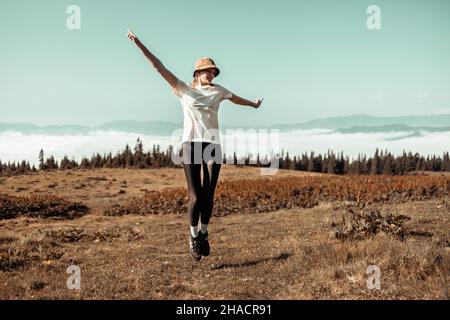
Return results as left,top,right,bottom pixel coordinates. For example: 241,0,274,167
173,79,233,144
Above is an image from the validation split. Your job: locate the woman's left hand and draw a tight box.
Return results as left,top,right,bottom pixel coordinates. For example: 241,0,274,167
253,98,264,108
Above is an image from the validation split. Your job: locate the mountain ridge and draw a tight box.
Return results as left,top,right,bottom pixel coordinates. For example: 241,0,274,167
1,114,449,135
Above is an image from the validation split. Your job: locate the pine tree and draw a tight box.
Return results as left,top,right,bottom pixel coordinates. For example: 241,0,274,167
38,149,47,170
371,148,381,174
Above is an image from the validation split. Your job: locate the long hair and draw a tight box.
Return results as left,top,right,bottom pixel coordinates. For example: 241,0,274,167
190,71,201,87
190,70,215,88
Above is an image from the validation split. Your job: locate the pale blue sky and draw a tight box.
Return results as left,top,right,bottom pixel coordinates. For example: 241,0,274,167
1,0,449,126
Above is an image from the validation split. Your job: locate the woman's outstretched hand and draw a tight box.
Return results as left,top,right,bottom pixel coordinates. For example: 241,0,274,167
253,98,264,109
127,28,138,43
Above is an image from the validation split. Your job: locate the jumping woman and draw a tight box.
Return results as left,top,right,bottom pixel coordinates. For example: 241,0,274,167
127,28,263,261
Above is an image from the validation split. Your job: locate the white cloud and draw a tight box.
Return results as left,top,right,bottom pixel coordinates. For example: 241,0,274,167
433,108,450,115
373,94,384,99
0,131,174,167
418,93,430,99
1,130,449,166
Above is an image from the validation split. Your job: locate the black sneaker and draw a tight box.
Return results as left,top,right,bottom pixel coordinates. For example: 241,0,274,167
198,231,210,257
189,235,202,261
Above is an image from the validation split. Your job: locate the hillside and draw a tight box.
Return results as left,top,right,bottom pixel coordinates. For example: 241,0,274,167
0,167,448,299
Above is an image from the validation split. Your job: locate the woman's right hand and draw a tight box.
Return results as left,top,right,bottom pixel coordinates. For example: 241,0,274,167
127,28,138,43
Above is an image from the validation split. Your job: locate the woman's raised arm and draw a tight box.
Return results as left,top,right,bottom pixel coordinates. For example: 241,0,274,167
127,28,178,90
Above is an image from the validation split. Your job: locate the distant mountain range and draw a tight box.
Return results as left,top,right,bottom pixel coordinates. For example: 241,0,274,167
269,114,450,131
333,124,450,134
1,114,449,136
0,121,181,136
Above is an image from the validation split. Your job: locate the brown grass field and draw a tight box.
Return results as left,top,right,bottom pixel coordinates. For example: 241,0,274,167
0,166,449,300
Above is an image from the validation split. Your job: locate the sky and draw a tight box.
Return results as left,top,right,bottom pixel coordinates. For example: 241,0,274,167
1,0,449,127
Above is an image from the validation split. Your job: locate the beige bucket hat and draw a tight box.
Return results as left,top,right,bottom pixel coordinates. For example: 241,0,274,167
193,57,220,77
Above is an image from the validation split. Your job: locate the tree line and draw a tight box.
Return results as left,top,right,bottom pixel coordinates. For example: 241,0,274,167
1,138,449,176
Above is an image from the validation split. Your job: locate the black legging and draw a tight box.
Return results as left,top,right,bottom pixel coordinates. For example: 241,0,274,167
182,141,222,227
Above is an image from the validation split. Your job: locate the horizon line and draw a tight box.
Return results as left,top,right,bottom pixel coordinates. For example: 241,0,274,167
1,112,448,128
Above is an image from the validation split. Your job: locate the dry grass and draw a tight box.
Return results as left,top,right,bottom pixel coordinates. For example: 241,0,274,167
0,167,448,299
104,174,449,216
0,194,88,220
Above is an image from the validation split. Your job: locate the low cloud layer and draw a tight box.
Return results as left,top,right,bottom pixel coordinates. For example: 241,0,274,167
1,129,449,167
